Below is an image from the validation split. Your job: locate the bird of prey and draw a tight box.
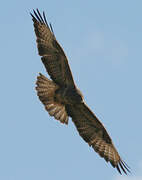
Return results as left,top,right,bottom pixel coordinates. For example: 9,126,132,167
31,9,130,174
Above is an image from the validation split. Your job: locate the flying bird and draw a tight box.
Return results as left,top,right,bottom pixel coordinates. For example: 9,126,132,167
31,9,130,174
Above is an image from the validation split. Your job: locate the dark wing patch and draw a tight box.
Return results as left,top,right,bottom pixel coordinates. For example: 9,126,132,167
66,103,130,174
31,9,75,87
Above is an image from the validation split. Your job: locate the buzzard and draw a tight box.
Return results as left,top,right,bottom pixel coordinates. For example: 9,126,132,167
31,9,130,174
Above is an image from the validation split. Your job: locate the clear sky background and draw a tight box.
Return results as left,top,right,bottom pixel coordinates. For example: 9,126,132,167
0,0,142,180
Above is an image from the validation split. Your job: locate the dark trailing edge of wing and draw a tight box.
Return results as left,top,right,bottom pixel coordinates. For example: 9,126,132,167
31,9,130,175
31,9,76,87
66,103,130,175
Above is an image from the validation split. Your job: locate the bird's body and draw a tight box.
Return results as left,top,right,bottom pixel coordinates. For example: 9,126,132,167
55,86,83,105
31,9,130,174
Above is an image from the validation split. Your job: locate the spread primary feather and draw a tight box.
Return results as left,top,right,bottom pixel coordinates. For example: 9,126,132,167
31,9,130,174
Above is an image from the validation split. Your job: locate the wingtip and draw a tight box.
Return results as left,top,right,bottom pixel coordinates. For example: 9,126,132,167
49,23,55,36
30,9,37,20
36,8,40,14
116,164,122,175
115,160,131,175
30,12,34,19
120,160,131,174
30,12,33,17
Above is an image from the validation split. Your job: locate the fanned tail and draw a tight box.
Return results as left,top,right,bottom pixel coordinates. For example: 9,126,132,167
36,73,68,124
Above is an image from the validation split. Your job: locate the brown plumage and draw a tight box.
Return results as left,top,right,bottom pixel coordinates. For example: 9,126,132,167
31,9,130,174
36,73,68,124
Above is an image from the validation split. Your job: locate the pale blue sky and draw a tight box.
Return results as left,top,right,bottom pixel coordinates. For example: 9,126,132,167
0,1,142,180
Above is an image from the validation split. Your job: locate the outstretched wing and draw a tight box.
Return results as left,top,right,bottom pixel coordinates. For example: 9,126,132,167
31,9,75,88
66,103,130,174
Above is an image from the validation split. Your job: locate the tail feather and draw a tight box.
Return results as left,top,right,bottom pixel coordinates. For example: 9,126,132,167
36,73,68,124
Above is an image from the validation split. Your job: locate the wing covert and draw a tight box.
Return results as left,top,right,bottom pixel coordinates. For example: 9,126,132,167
66,103,130,174
31,9,130,175
31,9,75,87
